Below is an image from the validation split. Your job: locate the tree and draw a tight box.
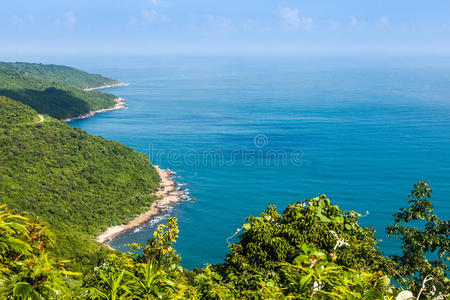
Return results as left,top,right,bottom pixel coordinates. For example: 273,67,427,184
220,195,395,297
386,181,449,298
143,217,181,266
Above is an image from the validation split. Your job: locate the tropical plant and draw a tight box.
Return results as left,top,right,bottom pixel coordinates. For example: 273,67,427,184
143,217,181,266
1,176,448,299
386,181,449,298
278,243,391,299
0,205,76,299
86,220,198,299
223,195,395,291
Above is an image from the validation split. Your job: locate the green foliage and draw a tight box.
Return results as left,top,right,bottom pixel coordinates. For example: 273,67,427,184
223,195,394,291
0,96,36,127
0,205,76,299
193,265,234,299
278,244,390,299
386,181,449,297
0,63,118,119
85,221,198,299
0,62,119,90
82,200,400,299
0,97,160,266
1,183,448,299
143,217,181,266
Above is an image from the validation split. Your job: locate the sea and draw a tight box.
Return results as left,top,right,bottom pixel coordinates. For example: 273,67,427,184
63,54,450,270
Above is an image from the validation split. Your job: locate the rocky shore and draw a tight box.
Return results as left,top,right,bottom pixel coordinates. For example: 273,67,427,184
64,97,126,122
96,166,189,245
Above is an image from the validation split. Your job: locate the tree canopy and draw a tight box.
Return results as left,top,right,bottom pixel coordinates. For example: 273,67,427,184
1,184,445,299
0,62,119,90
0,97,160,266
0,63,119,119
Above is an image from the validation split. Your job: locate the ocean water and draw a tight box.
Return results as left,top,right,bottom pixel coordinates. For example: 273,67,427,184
69,55,450,270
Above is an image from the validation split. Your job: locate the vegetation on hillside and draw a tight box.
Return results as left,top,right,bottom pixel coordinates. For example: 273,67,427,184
0,97,160,264
0,64,447,298
0,63,118,119
0,62,119,90
0,182,447,299
0,205,75,299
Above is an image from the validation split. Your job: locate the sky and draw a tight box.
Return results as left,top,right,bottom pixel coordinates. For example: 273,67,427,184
2,0,450,55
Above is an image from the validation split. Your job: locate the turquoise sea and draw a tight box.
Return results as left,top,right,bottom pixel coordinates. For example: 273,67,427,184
68,55,450,269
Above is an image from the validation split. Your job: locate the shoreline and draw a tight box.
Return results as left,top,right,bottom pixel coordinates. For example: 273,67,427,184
64,97,127,122
83,82,129,91
96,166,187,246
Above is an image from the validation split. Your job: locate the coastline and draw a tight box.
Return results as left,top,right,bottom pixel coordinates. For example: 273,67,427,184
96,166,186,246
64,97,127,122
83,82,129,91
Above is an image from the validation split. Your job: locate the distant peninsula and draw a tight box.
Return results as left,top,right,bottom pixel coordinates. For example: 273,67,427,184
0,62,125,119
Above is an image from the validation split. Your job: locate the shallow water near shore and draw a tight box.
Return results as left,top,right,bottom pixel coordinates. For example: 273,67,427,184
68,54,450,270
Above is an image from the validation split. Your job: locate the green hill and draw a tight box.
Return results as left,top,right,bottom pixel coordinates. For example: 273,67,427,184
0,63,446,299
0,63,119,119
0,96,160,260
0,62,119,90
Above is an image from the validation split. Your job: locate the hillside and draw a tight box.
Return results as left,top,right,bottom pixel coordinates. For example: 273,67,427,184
0,63,118,119
0,62,119,90
0,95,447,299
0,65,446,299
0,97,160,260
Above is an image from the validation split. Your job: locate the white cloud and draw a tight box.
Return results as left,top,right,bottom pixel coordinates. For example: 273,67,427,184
349,16,359,27
129,10,170,26
141,10,170,24
279,7,314,31
206,15,236,31
11,16,23,25
348,16,368,29
376,16,390,29
279,7,300,28
299,17,315,31
12,15,37,26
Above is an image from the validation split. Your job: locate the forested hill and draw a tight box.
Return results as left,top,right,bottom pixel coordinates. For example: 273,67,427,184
0,99,447,298
0,96,160,260
0,63,119,119
0,62,119,90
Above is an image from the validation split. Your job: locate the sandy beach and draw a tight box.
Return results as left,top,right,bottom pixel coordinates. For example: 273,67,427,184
64,97,127,122
83,82,129,91
96,166,185,245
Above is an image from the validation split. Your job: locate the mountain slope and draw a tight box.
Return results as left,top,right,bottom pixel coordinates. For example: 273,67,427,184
0,62,119,90
0,63,118,119
0,97,160,259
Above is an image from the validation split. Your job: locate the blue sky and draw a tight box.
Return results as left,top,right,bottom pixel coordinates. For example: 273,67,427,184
2,0,450,54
